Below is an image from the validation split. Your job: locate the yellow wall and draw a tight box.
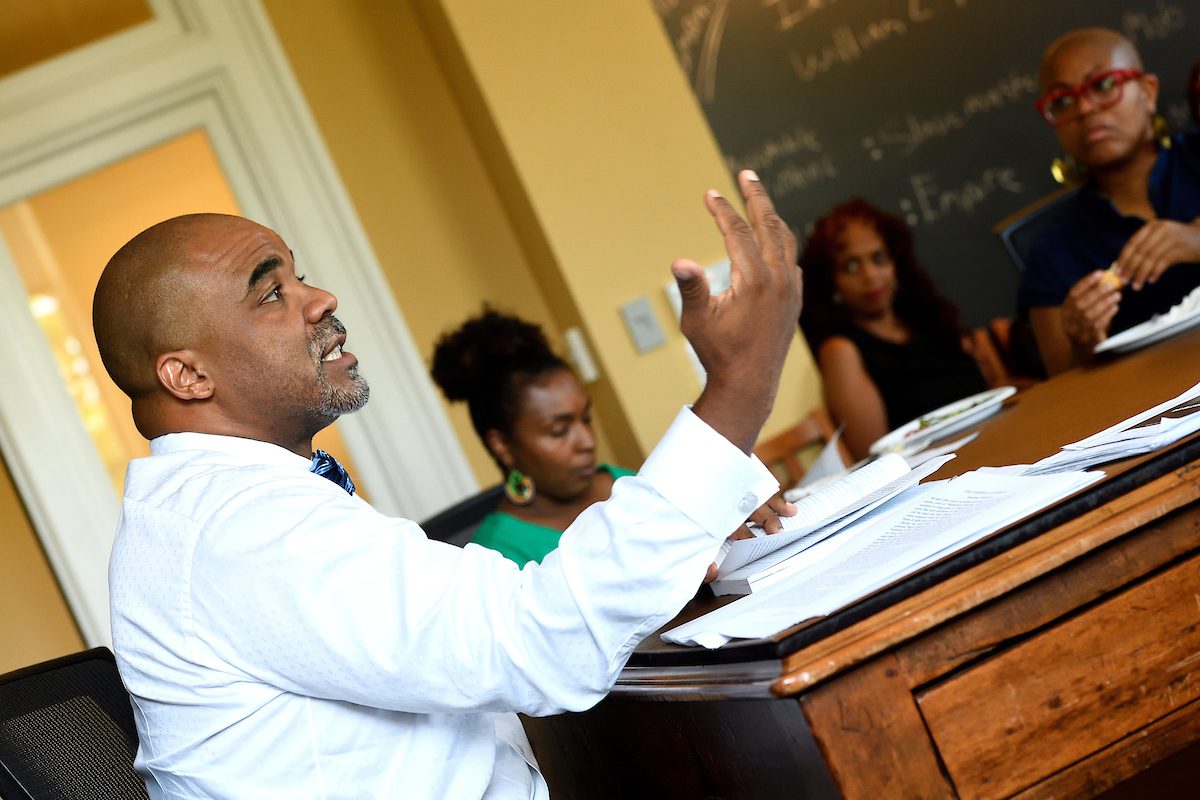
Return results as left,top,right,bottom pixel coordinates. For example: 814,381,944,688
424,0,820,452
0,0,150,78
262,0,626,483
0,452,83,673
263,0,822,474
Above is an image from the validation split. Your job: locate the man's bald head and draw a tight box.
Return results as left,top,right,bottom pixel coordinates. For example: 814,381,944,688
94,213,365,452
1040,28,1143,90
93,213,236,399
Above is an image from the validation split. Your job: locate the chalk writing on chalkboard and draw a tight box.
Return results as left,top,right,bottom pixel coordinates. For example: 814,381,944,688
788,1,972,86
653,0,1199,326
898,166,1024,227
861,72,1038,162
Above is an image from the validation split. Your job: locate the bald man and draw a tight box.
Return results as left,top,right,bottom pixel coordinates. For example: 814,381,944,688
96,172,800,799
1022,28,1200,374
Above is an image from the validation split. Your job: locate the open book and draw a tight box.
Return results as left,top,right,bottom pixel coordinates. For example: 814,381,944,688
712,453,952,596
668,467,1102,648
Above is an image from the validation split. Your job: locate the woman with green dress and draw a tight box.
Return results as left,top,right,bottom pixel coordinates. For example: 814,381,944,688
431,309,632,566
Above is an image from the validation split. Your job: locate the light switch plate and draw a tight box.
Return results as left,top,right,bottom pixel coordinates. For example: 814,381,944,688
563,326,599,382
619,296,666,353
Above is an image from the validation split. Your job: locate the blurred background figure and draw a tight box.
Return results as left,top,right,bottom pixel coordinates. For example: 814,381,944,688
430,308,633,565
799,198,987,461
1021,29,1200,374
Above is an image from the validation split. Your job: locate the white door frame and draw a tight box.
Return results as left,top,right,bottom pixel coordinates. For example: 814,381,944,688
0,0,476,646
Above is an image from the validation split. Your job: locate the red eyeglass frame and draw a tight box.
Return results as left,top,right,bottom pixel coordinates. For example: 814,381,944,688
1035,68,1145,126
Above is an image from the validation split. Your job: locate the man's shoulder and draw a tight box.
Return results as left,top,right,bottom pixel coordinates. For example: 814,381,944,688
126,456,281,498
124,434,333,525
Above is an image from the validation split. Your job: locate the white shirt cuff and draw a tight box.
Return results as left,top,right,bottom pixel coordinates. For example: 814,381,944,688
638,407,779,540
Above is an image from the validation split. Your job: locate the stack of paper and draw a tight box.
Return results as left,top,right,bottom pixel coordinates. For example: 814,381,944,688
664,468,1101,649
712,453,952,596
1027,380,1200,475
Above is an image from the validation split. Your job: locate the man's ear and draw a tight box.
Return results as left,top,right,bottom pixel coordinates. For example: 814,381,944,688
484,429,513,469
156,351,214,401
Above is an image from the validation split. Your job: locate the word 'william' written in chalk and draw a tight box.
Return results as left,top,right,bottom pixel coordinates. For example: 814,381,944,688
790,0,968,83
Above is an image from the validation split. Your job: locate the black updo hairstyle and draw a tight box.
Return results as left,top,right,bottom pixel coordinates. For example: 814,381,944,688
430,307,570,472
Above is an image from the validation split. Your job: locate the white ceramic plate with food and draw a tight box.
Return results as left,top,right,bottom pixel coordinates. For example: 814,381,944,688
1095,289,1200,355
869,386,1017,457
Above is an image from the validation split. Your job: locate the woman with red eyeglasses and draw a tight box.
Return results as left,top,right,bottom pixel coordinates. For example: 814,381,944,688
1020,28,1200,375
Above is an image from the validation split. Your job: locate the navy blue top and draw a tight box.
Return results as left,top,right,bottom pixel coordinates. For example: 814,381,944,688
1019,131,1200,335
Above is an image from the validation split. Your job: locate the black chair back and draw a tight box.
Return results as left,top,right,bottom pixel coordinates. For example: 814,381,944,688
0,647,147,800
993,186,1079,273
991,188,1081,380
420,485,504,547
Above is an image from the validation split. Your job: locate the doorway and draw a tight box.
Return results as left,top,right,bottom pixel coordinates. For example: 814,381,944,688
0,0,474,655
0,129,362,496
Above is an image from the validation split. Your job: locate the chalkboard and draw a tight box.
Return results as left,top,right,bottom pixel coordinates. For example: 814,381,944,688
652,0,1199,326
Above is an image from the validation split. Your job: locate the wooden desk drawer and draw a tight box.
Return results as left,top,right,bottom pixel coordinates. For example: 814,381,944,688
915,552,1200,800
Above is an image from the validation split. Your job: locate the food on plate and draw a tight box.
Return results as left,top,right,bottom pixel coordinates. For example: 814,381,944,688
910,402,976,436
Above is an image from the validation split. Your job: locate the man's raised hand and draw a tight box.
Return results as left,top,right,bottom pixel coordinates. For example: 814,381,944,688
674,171,802,452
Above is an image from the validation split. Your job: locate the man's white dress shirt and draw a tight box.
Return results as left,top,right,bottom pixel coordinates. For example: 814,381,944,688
109,408,777,799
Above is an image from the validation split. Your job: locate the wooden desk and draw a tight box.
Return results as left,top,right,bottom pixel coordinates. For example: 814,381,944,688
523,327,1200,799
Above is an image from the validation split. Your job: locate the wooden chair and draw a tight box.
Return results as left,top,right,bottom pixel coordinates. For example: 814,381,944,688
964,317,1045,391
753,408,846,488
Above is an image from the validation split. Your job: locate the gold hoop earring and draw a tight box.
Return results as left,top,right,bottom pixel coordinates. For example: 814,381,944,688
504,469,535,505
1050,155,1083,186
1152,113,1172,149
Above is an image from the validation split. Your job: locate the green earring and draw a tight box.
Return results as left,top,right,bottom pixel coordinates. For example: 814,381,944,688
505,469,535,505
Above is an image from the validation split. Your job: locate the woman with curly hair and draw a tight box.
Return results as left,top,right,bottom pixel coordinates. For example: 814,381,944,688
799,198,986,460
430,308,635,565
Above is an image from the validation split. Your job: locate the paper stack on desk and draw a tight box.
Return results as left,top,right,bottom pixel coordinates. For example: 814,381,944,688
713,453,952,596
1026,380,1200,475
663,468,1101,649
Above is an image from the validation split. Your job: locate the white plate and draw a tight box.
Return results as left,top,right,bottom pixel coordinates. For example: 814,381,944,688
869,386,1017,457
1095,300,1200,355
